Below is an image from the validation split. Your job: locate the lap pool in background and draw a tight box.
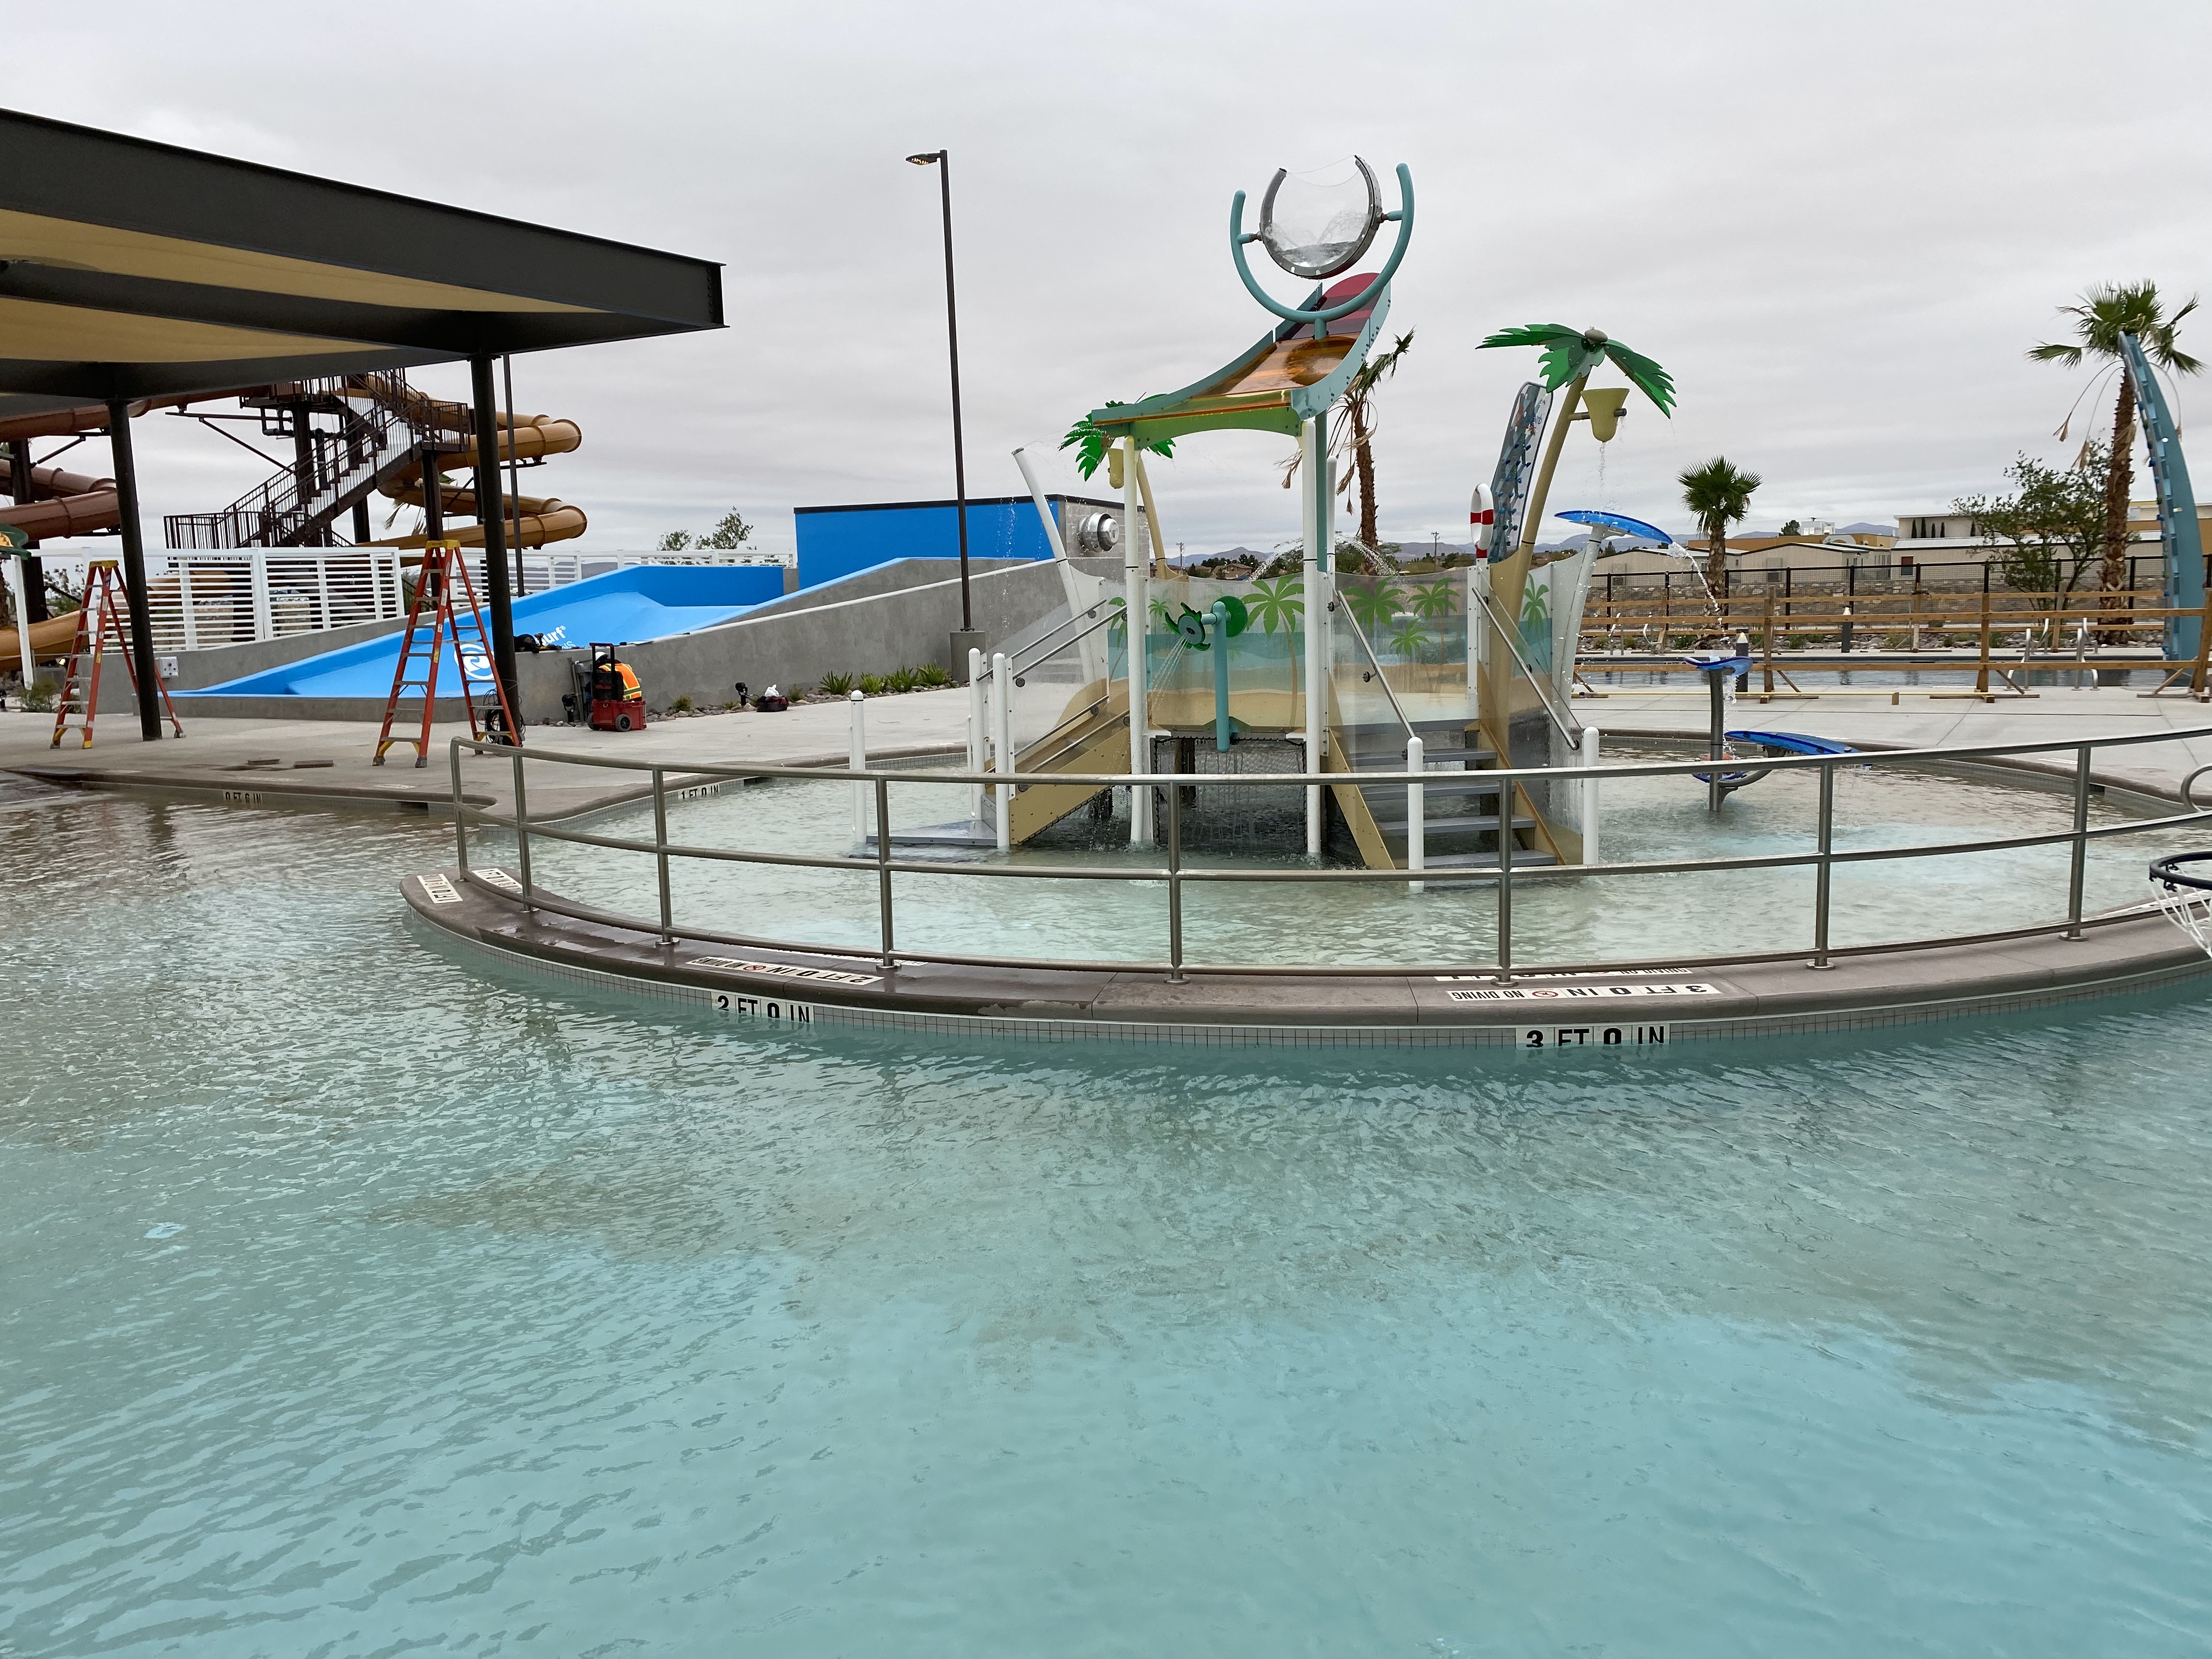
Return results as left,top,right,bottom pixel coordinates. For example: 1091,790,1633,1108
3,788,2209,1656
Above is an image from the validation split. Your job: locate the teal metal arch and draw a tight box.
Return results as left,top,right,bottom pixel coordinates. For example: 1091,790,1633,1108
2120,331,2205,664
1229,163,1414,331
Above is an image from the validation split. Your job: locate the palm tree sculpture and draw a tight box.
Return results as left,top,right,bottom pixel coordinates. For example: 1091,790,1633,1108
1678,456,1762,606
1475,325,1674,566
2029,282,2201,602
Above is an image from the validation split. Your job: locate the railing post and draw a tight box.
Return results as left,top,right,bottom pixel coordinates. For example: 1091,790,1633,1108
967,647,986,825
1496,784,1515,983
1810,759,1834,968
991,651,1013,854
510,747,533,907
849,690,867,839
2066,743,2091,939
876,775,896,970
652,766,673,944
249,552,273,642
450,738,468,871
1579,725,1601,866
1166,777,1185,982
1406,733,1425,895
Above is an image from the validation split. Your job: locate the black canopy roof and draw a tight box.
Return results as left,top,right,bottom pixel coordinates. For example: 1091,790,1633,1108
0,108,724,415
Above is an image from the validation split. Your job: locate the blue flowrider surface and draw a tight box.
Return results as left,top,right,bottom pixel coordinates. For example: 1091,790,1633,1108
182,565,783,699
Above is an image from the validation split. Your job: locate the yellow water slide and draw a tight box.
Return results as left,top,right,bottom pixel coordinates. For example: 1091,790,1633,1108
374,399,588,549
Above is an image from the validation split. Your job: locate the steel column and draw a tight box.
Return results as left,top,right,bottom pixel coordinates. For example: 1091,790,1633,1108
103,401,163,741
469,354,521,736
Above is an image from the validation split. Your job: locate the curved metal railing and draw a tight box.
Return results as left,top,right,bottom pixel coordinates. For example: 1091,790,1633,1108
444,722,2212,987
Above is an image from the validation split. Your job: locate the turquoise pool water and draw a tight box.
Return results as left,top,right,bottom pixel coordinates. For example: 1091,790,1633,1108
5,791,2211,1655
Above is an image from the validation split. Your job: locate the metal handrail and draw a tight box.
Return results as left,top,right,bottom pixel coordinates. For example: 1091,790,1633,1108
446,723,2212,986
1470,583,1581,747
1331,597,1415,742
981,600,1122,681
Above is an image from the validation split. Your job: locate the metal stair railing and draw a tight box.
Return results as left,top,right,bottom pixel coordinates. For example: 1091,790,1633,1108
163,372,432,550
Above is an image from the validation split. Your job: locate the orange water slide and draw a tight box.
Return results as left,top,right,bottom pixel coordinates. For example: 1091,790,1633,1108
0,392,248,540
0,455,116,539
376,408,588,547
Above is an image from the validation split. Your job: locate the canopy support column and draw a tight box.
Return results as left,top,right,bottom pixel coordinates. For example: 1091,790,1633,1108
1301,416,1330,857
1123,438,1150,846
468,354,520,737
104,401,162,741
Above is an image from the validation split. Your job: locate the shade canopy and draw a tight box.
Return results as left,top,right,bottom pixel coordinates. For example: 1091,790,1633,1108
0,108,723,416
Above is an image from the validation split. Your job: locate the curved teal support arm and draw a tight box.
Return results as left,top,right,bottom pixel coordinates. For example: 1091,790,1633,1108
1229,163,1414,327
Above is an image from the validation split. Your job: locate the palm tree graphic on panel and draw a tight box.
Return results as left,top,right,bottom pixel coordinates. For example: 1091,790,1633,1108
1519,580,1552,674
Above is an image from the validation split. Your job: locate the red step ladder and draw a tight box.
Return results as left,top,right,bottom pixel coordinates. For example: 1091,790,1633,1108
374,540,520,767
49,560,185,748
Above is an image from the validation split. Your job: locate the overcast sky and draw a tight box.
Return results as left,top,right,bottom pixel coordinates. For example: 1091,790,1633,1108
13,0,2210,560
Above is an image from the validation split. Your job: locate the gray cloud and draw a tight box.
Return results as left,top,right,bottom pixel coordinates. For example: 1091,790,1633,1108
13,0,2208,559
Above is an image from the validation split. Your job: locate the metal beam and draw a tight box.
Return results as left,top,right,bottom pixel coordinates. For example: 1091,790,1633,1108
469,354,520,736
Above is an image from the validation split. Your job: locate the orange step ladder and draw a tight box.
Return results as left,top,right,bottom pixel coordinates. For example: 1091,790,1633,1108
49,560,185,748
374,540,520,766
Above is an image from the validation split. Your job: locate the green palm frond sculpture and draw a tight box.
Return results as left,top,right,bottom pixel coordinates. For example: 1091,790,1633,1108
1061,405,1178,479
1477,324,1675,416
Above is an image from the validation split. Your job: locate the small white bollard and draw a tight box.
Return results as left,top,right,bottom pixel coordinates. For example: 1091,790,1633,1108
849,690,868,840
967,647,986,826
1405,734,1425,894
991,652,1014,853
1580,724,1601,866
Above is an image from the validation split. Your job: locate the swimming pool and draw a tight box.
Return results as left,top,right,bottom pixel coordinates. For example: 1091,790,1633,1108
5,791,2209,1655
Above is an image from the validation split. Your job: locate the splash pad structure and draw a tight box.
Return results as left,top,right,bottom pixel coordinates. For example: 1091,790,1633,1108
404,161,2212,1047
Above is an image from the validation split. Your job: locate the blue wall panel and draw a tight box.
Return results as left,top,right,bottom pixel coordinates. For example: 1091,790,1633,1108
795,496,1090,590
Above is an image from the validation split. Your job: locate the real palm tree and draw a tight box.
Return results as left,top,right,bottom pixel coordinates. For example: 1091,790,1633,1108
2028,281,2201,596
1341,330,1414,551
1678,456,1762,603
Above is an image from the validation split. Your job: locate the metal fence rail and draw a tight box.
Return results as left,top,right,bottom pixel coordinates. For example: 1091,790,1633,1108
446,724,2212,986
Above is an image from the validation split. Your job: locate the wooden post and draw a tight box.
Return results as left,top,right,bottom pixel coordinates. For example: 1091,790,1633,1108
1762,588,1775,696
1976,582,1991,696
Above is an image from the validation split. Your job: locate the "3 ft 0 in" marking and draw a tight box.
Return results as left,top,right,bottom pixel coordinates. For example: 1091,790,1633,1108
1519,1022,1668,1050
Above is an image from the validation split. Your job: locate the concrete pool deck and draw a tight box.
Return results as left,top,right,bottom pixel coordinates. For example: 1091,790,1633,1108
6,684,2210,812
0,689,975,820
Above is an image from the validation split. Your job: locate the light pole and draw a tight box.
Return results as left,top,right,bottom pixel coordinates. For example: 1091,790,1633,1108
906,149,981,676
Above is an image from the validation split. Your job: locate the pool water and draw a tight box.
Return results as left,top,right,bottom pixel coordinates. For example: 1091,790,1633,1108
513,751,2207,969
4,791,2211,1655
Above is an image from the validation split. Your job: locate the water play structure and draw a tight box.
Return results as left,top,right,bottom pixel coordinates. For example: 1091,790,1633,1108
396,154,2212,1046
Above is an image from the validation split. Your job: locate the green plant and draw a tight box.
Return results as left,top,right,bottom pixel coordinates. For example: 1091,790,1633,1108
15,674,56,713
1955,444,2106,610
884,666,921,695
915,663,955,688
816,671,855,696
785,684,811,702
2030,281,2200,592
858,673,887,696
658,507,755,552
1787,633,1811,650
670,693,693,713
1678,455,1762,603
1883,631,1912,650
1669,633,1697,650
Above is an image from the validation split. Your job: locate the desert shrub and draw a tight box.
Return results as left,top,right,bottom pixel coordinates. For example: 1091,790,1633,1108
15,675,57,713
858,673,887,696
816,671,855,697
884,666,921,694
915,663,955,688
670,693,693,713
